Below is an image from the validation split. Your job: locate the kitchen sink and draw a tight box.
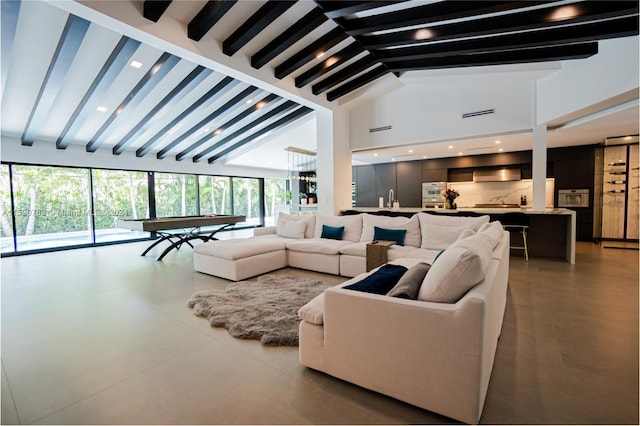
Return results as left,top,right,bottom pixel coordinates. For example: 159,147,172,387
473,203,521,208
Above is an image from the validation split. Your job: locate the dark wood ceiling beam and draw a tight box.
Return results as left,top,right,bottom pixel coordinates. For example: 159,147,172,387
175,93,280,161
22,15,89,146
208,106,313,164
143,1,172,22
359,1,639,49
375,16,639,62
158,84,261,160
335,1,551,36
274,27,347,79
222,1,296,57
112,65,211,157
56,36,141,150
188,0,237,41
326,65,389,101
295,42,363,88
311,54,377,95
89,53,180,153
133,76,238,158
193,100,298,163
251,7,328,69
383,43,599,73
314,1,403,19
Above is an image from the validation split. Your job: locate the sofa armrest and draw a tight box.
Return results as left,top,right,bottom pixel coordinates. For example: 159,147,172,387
253,226,276,236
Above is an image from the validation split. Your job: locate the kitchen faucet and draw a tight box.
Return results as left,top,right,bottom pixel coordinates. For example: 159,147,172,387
388,189,394,208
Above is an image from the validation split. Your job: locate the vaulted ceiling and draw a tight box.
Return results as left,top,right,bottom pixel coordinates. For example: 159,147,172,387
1,0,638,168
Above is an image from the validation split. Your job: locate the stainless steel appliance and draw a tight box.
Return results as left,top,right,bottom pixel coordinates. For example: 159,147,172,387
558,189,589,208
422,182,446,208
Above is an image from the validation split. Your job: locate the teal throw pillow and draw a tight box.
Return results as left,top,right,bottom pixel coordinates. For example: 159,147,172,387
321,224,344,240
344,264,408,295
373,226,407,246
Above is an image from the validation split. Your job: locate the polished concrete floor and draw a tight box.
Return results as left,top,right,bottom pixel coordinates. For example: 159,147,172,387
1,234,638,425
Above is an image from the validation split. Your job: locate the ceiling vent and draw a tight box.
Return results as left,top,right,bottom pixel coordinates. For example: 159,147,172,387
369,125,392,133
462,109,495,119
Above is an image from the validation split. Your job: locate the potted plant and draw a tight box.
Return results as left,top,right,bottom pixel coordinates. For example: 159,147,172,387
299,192,308,205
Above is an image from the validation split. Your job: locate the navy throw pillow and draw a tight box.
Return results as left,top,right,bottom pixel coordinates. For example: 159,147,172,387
373,226,407,246
321,224,344,240
344,264,408,295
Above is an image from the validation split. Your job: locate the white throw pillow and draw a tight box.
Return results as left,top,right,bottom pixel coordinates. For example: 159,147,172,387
313,214,363,242
457,228,477,241
276,220,306,239
418,233,493,303
360,214,421,247
478,221,504,249
277,212,316,238
417,212,490,231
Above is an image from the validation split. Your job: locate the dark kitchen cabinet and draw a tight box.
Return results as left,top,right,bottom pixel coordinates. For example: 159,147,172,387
375,163,396,205
355,165,376,207
396,161,422,207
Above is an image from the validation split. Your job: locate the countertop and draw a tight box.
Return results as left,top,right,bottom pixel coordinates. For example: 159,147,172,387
344,207,576,215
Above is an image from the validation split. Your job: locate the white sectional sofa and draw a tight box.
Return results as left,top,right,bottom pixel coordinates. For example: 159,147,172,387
298,221,510,424
193,212,492,281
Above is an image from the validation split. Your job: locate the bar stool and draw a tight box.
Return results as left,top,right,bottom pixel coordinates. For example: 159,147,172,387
501,212,529,261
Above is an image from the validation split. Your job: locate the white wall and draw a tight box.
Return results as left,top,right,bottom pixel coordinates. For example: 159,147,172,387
349,77,533,150
0,137,286,178
537,37,640,124
316,109,351,215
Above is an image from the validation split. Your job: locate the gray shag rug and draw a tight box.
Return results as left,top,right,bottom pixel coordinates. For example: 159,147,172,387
187,274,330,346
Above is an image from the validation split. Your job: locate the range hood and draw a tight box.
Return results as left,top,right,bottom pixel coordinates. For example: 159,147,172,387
473,167,521,182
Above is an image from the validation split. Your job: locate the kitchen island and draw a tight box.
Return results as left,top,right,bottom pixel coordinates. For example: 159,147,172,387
342,207,576,264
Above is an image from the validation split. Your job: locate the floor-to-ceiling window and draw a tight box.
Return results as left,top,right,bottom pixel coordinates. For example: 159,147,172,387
1,165,14,253
233,177,261,226
92,169,150,243
11,165,92,251
264,178,287,226
199,176,231,215
154,173,198,218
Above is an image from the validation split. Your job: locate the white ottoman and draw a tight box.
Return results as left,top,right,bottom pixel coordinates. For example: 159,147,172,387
193,237,287,281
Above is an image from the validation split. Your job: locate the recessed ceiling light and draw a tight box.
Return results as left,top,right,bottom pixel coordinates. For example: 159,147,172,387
391,158,396,162
204,128,210,132
458,152,463,156
495,140,501,144
214,129,223,135
448,145,453,149
549,5,579,21
414,28,433,40
325,57,339,67
255,101,267,109
130,60,143,69
498,148,504,152
96,106,107,112
408,149,413,153
373,153,378,157
423,155,427,159
624,136,632,140
316,51,325,59
246,99,253,104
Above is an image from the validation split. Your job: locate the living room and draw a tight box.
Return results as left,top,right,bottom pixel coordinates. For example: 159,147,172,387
1,1,639,424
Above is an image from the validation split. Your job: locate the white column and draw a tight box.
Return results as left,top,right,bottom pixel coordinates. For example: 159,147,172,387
531,81,547,211
316,108,351,215
532,123,547,211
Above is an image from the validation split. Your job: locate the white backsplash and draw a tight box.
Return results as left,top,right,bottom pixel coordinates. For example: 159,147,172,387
447,179,555,208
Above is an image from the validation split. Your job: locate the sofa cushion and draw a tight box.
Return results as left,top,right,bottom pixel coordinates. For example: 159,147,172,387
418,232,494,303
298,293,325,325
373,226,407,246
386,262,431,299
387,246,441,264
344,264,408,295
339,242,367,256
321,224,344,240
360,214,421,247
314,214,363,242
417,212,490,231
277,212,316,239
193,237,286,260
286,238,352,255
478,221,504,249
420,223,473,250
276,220,306,239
